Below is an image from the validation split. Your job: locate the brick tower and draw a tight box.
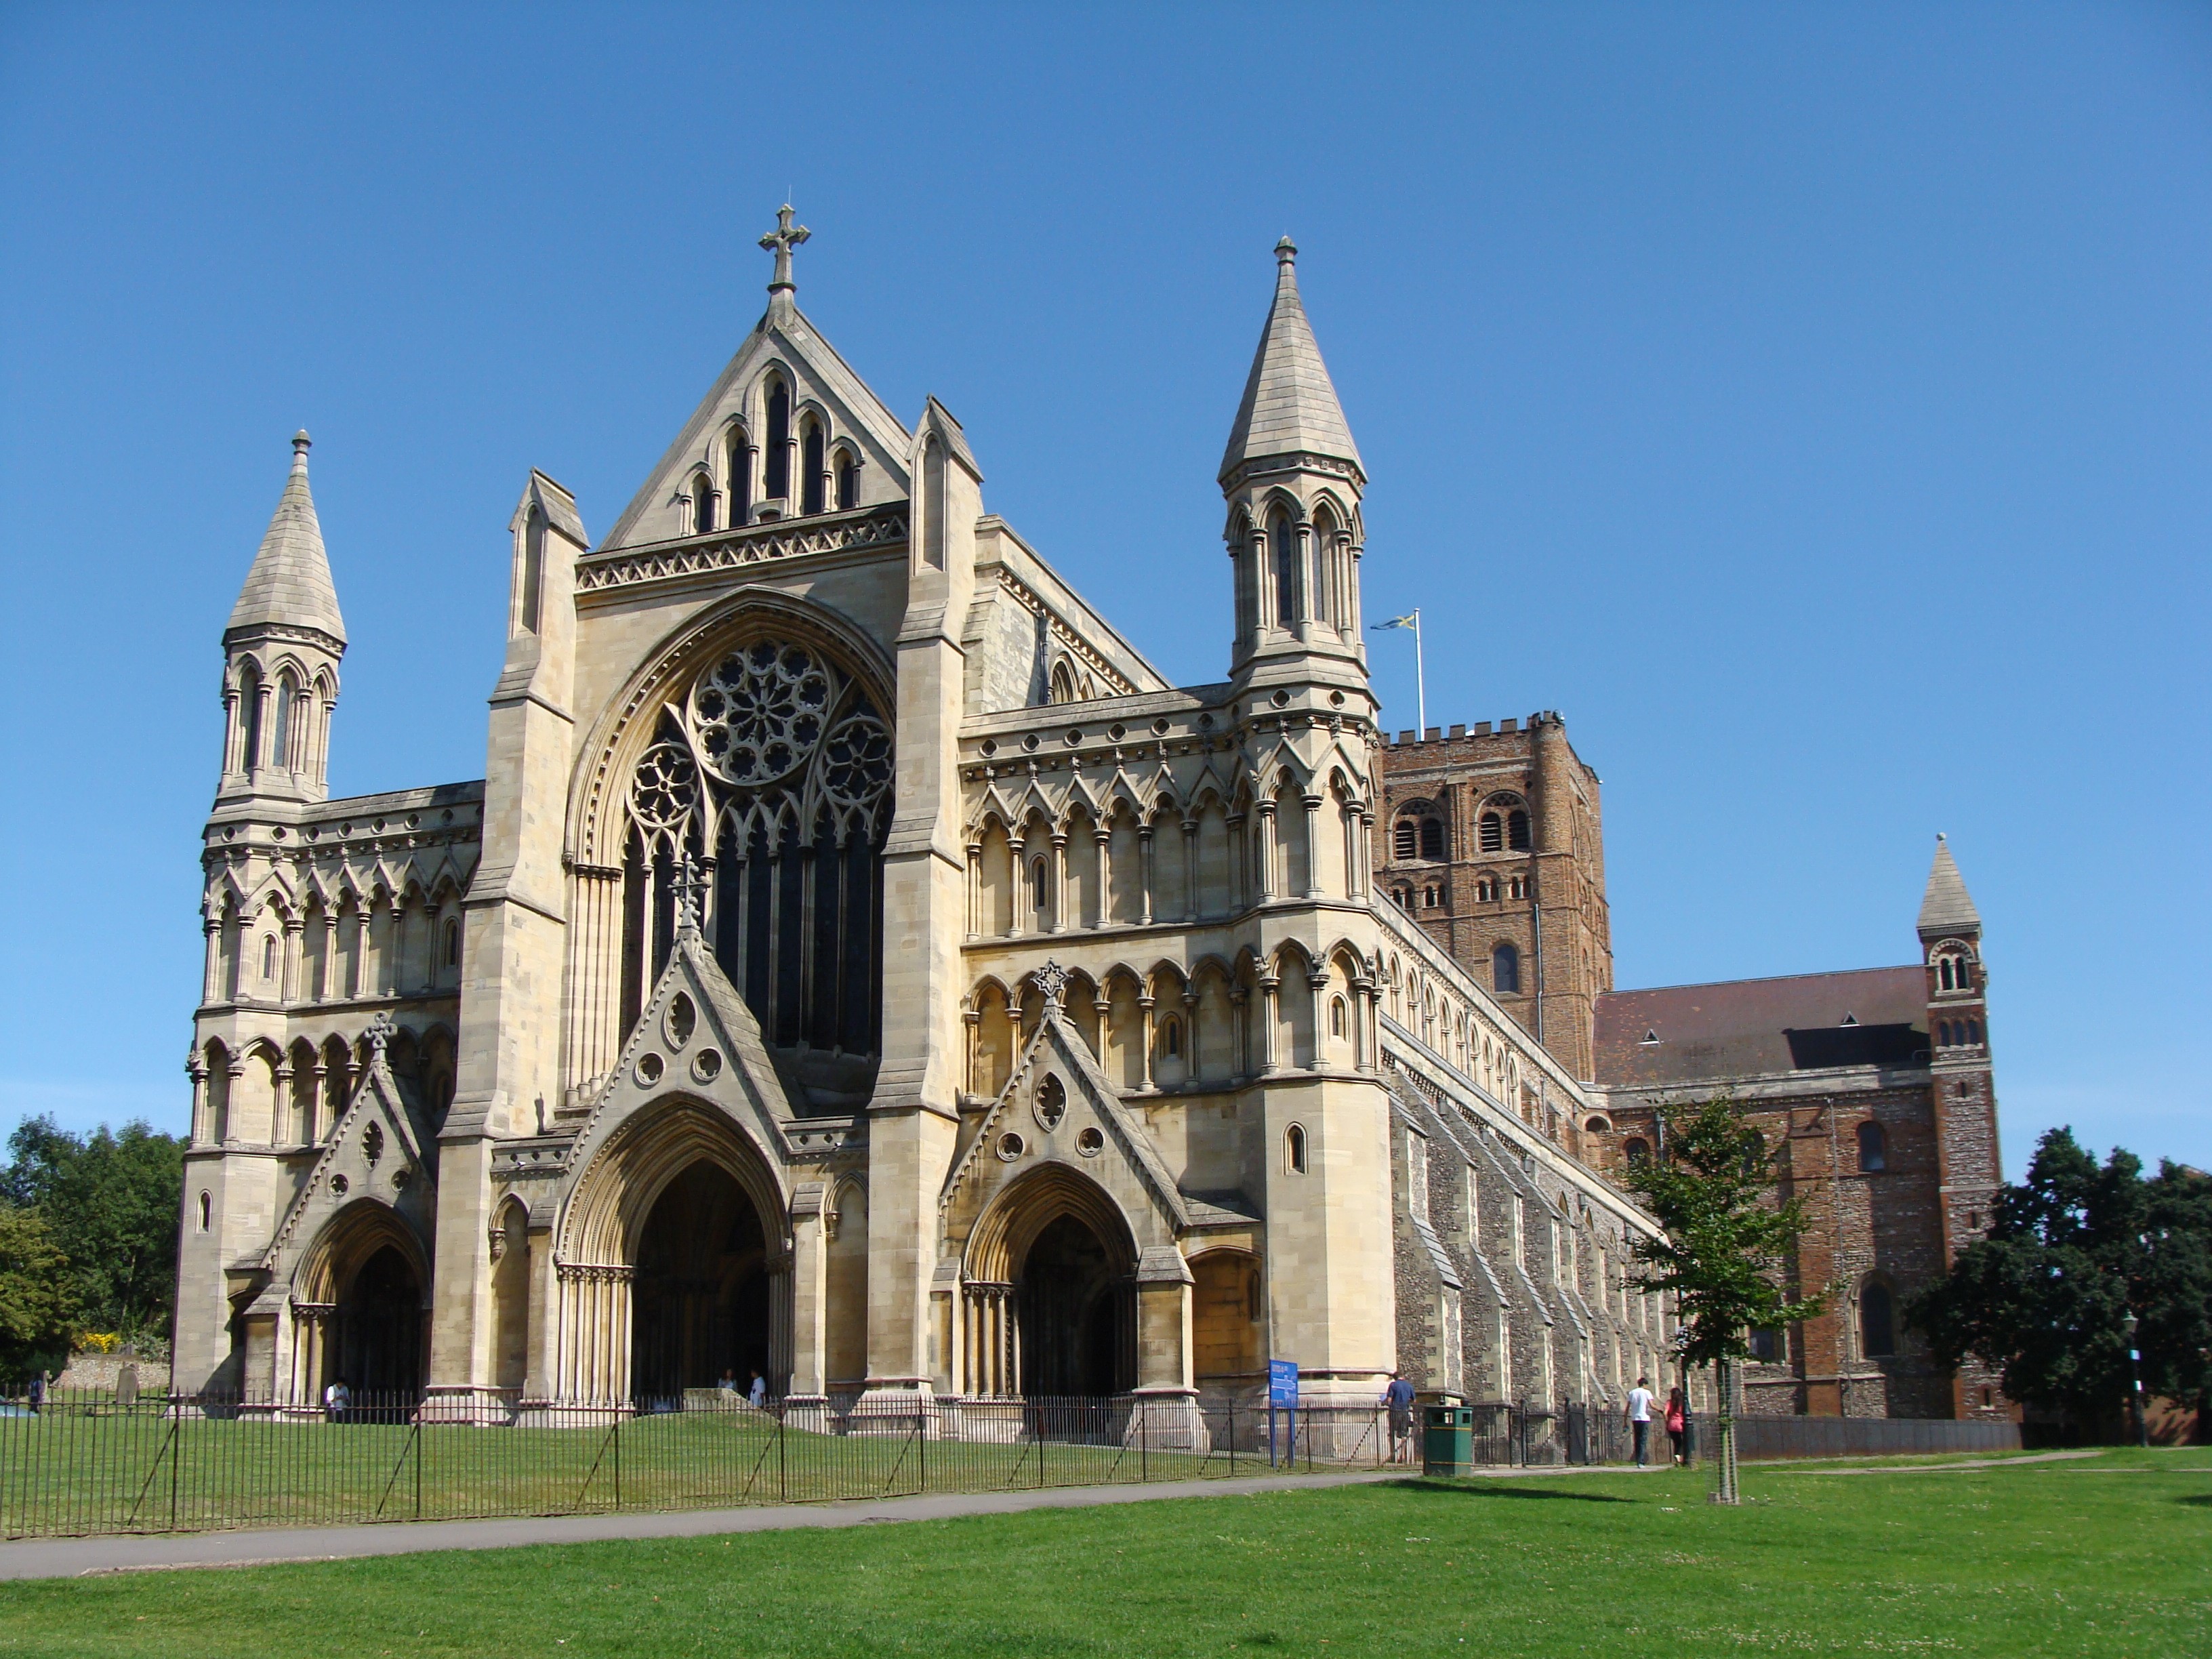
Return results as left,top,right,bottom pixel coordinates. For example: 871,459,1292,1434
1373,714,1612,1078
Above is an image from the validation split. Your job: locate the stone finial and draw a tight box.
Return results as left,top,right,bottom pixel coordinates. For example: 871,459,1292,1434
293,430,312,457
759,203,811,295
1031,960,1070,1012
365,1010,395,1059
672,854,704,941
1275,234,1297,266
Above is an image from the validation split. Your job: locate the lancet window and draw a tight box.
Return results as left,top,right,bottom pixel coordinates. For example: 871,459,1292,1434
617,634,893,1079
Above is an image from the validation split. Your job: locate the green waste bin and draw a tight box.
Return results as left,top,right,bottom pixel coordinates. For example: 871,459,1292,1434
1424,1404,1475,1476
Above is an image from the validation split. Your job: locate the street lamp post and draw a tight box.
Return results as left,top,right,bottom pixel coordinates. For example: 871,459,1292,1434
2122,1310,2148,1449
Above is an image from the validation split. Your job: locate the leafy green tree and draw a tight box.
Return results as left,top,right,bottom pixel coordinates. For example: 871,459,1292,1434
0,1205,79,1379
1621,1093,1826,1502
0,1117,184,1341
1910,1127,2212,1435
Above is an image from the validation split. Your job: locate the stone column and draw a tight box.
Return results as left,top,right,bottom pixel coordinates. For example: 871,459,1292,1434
1138,993,1155,1090
1138,826,1155,925
964,842,982,937
1303,796,1325,897
1258,974,1281,1074
1308,971,1331,1071
1256,804,1277,902
1006,835,1026,937
1049,832,1068,934
1091,828,1111,928
201,914,223,1006
281,915,304,1005
1181,819,1200,922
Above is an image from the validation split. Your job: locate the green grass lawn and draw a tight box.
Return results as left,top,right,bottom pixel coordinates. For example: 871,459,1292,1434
1,1448,2206,1658
0,1408,1237,1536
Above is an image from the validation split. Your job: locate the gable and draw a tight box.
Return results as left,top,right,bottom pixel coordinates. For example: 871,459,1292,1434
600,304,915,552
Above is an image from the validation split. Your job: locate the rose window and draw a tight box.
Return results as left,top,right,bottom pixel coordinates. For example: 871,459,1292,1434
631,741,698,831
820,715,893,811
691,641,830,785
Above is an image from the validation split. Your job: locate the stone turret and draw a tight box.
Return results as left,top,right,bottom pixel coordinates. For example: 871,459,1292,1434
217,432,345,805
1220,239,1370,699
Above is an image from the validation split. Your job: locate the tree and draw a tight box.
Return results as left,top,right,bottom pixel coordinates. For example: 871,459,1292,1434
0,1205,79,1380
1910,1127,2212,1437
0,1117,184,1342
1621,1093,1826,1502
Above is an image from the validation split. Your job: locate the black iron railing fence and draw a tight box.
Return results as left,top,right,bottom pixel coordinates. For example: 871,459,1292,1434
0,1386,1631,1539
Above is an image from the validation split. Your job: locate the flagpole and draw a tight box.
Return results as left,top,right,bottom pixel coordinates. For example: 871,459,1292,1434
1412,608,1425,736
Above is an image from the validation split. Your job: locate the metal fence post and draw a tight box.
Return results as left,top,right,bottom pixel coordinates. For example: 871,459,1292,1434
614,1408,623,1511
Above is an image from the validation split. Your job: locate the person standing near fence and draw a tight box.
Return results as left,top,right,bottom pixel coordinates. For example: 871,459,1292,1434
1382,1372,1416,1463
1626,1376,1656,1467
324,1376,350,1422
1664,1385,1687,1465
26,1372,43,1414
748,1370,768,1409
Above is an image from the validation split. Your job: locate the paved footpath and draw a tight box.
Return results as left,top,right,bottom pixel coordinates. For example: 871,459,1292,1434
3,1467,1465,1580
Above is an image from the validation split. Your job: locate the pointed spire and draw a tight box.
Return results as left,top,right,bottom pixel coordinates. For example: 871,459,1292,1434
228,431,346,646
1219,237,1364,489
1917,834,1982,935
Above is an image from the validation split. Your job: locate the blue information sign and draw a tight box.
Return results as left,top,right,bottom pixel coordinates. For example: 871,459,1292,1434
1268,1359,1300,1407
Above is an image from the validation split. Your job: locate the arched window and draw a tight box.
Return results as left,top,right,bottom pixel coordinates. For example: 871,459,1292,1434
1161,1016,1182,1057
1624,1138,1650,1165
801,419,827,514
1269,508,1300,625
239,663,264,771
1966,1019,1982,1045
198,1191,211,1231
1329,996,1346,1038
1029,857,1050,924
270,678,294,772
1937,1021,1952,1047
764,380,791,499
1507,808,1531,851
520,504,546,634
1419,817,1446,860
1492,942,1521,995
1394,886,1412,910
1478,810,1502,852
836,451,859,511
1393,820,1417,860
1856,1121,1887,1172
726,428,751,524
691,472,716,534
1750,1326,1783,1364
1049,661,1076,705
1476,876,1498,902
261,935,277,981
1860,1279,1897,1357
1585,1116,1611,1134
1286,1123,1308,1174
443,919,462,970
1422,886,1437,908
1508,875,1528,901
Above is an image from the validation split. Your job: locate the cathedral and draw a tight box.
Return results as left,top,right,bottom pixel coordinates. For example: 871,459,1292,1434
176,211,2001,1430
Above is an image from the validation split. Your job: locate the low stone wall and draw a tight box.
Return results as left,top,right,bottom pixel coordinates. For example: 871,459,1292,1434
52,1352,173,1395
1731,1415,2020,1460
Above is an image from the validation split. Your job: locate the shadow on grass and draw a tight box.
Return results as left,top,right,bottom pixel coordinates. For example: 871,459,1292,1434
2176,1492,2212,1509
1382,1478,1634,1504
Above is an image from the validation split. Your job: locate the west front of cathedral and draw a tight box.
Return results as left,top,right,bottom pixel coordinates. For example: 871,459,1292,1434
180,216,2003,1430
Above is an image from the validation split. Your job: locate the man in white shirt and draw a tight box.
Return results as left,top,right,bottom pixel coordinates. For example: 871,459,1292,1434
1626,1376,1656,1467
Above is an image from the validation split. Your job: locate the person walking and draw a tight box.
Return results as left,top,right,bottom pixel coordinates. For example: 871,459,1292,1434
1665,1385,1687,1465
1382,1372,1417,1464
1626,1375,1656,1467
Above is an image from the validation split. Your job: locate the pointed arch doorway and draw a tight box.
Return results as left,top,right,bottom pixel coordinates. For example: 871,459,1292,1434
1017,1212,1136,1397
964,1165,1139,1399
630,1160,772,1407
334,1245,424,1410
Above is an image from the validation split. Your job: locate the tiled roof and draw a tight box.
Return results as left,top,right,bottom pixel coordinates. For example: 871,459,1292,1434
1593,966,1929,1088
1219,239,1362,484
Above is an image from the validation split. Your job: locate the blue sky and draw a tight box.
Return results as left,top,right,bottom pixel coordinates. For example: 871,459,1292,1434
2,3,2206,1179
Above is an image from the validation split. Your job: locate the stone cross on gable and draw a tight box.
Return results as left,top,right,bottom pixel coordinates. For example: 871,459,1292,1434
1031,960,1069,1012
760,204,811,294
672,854,704,941
365,1010,396,1059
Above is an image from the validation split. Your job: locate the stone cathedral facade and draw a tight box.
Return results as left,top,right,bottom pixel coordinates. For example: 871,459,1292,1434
176,215,1984,1429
